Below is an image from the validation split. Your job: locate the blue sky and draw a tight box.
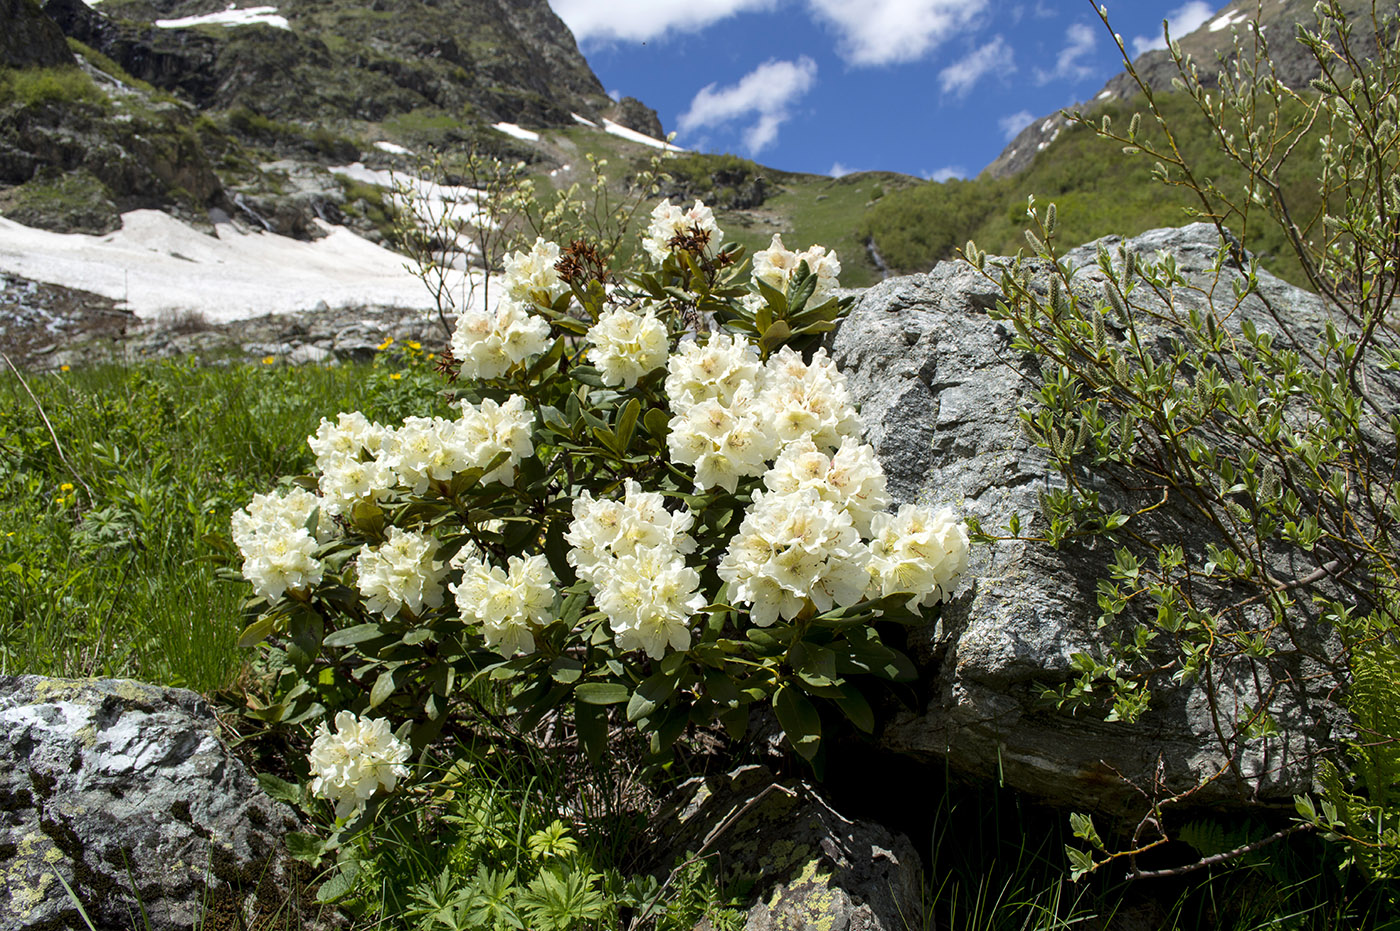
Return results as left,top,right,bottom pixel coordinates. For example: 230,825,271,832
549,0,1225,178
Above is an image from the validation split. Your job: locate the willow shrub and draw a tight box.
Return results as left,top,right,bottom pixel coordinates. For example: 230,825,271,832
966,0,1400,885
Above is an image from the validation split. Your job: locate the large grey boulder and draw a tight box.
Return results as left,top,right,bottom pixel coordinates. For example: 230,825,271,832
651,765,923,931
0,676,314,931
831,224,1357,818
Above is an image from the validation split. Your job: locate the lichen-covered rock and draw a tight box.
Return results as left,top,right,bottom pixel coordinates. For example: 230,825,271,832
0,676,313,931
831,224,1359,817
652,765,922,931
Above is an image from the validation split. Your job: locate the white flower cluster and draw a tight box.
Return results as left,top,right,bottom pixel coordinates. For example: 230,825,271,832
451,300,551,381
310,411,395,517
642,199,724,264
450,239,565,380
500,238,570,306
753,234,842,300
451,553,557,657
585,305,669,388
662,333,966,627
357,526,448,619
308,711,411,819
868,505,971,610
230,487,328,600
764,436,890,536
719,487,869,627
390,395,535,493
566,480,704,659
665,336,861,494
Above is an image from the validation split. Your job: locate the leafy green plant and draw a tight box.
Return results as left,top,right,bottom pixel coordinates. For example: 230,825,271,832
233,206,962,784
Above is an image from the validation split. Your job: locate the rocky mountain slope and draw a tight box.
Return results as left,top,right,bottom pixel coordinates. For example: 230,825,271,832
984,0,1379,178
0,0,664,240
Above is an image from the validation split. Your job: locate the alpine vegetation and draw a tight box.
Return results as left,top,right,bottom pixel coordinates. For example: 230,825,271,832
230,197,971,825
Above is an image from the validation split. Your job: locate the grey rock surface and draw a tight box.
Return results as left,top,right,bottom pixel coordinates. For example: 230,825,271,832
652,765,923,931
1,0,74,68
0,676,311,931
832,223,1357,817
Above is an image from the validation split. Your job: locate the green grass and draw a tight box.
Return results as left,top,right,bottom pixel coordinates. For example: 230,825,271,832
0,64,109,110
0,352,442,691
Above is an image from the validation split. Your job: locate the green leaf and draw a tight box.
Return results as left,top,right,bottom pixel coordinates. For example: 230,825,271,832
643,407,670,442
369,667,397,708
627,670,677,722
774,683,822,761
574,682,630,705
832,684,875,733
284,831,323,862
257,772,303,804
719,704,749,739
1066,846,1095,882
237,616,276,648
321,623,384,649
574,700,607,764
316,863,359,903
549,657,584,684
286,608,324,668
615,397,642,453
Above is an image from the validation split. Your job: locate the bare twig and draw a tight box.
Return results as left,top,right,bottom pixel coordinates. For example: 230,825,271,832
1127,822,1314,880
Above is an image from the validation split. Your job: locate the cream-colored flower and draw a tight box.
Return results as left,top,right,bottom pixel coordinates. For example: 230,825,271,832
231,488,329,600
500,237,568,305
586,305,669,388
664,332,763,413
718,488,870,627
307,711,411,819
642,198,724,264
764,436,889,536
452,553,557,657
867,504,970,609
356,526,448,619
450,298,550,380
757,346,861,450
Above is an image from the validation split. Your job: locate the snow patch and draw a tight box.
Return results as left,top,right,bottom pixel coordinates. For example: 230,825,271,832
0,210,485,323
1209,11,1248,31
374,141,413,156
571,113,599,128
1040,118,1056,133
602,119,682,152
155,4,290,30
1096,89,1114,100
493,122,540,142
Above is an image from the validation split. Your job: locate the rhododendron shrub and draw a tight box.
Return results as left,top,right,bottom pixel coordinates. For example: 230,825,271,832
232,199,970,814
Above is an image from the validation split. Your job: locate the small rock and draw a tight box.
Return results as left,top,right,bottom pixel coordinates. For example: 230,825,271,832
0,676,325,931
289,343,334,365
649,765,922,931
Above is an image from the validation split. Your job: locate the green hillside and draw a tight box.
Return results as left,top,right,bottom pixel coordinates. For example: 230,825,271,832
859,91,1325,285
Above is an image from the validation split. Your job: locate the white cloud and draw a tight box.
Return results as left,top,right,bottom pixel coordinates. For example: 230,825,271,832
926,166,965,182
678,57,818,155
830,162,855,178
806,0,990,66
938,35,1014,96
1130,1,1214,58
1035,21,1097,84
998,109,1035,140
552,0,776,43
